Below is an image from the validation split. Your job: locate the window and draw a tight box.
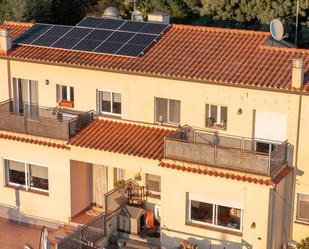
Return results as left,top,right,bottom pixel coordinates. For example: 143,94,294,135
114,168,125,186
296,193,309,223
56,84,74,102
146,174,161,197
98,90,121,115
206,104,227,130
155,97,180,124
255,141,278,154
4,159,49,192
188,195,242,231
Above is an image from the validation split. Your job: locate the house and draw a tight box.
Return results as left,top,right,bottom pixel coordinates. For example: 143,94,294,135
0,13,308,249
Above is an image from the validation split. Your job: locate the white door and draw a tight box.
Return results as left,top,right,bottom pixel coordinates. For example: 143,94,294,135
13,78,38,115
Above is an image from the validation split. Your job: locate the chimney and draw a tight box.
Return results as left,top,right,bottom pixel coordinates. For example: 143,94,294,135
0,29,11,53
292,58,304,89
148,12,170,24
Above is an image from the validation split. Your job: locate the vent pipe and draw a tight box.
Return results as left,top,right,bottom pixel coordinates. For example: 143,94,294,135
292,58,304,89
0,29,11,53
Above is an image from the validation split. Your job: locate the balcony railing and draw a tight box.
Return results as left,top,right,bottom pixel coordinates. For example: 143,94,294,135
0,99,94,140
164,126,290,176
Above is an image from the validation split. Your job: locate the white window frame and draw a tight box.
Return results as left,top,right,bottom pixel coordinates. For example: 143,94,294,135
295,192,309,224
154,97,181,125
57,85,74,102
146,173,161,196
206,104,228,127
188,193,243,232
3,157,49,193
115,168,125,182
98,89,122,116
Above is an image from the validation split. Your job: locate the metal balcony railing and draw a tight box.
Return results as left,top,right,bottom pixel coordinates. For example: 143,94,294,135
0,99,94,140
164,126,291,176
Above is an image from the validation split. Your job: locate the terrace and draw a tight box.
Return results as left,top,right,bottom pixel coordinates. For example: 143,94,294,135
164,126,291,176
0,99,94,140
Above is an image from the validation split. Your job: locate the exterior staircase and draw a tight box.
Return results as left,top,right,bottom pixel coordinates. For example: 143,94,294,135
49,222,80,247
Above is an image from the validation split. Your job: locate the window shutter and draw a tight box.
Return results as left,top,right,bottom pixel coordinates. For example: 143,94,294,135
56,84,61,103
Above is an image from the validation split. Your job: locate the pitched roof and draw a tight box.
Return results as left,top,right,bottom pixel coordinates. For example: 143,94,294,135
69,118,174,160
1,21,309,92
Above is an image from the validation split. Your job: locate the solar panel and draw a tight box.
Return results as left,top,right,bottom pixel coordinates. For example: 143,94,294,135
106,31,135,43
118,21,146,32
116,44,146,57
76,17,104,28
52,37,80,49
139,23,168,34
95,41,123,54
97,19,125,30
73,39,103,51
13,18,170,57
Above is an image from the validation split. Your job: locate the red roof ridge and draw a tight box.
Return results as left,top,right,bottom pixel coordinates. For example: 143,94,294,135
3,20,33,28
260,44,309,54
172,23,270,36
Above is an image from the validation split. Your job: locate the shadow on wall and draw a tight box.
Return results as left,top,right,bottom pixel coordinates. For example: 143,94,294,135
0,189,61,229
161,231,252,249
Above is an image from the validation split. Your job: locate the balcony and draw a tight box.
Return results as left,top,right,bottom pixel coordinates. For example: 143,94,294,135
164,126,291,176
0,99,94,140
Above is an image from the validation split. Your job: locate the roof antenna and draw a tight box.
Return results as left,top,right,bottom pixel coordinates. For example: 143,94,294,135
295,0,299,47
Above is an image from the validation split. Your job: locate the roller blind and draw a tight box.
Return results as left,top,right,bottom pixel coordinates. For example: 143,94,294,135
254,111,287,142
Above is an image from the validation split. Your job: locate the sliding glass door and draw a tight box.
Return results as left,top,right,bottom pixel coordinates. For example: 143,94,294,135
13,78,38,116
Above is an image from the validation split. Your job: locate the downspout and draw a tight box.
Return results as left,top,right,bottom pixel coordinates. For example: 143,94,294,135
289,93,303,241
6,59,12,98
269,185,277,249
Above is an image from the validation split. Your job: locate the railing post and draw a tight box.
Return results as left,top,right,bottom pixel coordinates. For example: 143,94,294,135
268,152,271,176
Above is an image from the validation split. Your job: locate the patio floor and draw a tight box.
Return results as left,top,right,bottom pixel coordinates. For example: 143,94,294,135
0,218,56,249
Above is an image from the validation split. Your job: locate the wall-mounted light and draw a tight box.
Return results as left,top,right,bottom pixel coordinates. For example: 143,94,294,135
45,79,49,85
237,108,243,115
251,222,256,229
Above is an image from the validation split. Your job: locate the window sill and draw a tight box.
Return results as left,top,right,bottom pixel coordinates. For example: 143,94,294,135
147,193,161,200
99,113,122,119
5,184,49,196
205,125,227,131
185,221,242,237
155,122,180,128
295,220,309,226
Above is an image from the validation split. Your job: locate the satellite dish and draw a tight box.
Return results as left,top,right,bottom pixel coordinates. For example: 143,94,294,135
131,10,143,22
270,19,285,41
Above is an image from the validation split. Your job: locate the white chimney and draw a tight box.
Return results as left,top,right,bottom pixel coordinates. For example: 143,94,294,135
292,58,304,89
148,12,170,24
0,29,11,53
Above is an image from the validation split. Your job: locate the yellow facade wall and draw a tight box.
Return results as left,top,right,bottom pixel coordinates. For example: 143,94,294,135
0,139,71,223
0,58,308,241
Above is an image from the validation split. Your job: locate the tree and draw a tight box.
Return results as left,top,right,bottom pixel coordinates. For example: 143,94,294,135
51,0,97,25
88,0,202,22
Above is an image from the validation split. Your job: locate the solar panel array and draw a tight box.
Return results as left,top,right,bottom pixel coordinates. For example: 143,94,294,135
13,17,170,57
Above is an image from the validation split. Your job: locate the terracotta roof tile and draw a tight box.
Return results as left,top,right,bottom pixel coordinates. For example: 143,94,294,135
159,161,289,187
1,21,309,92
0,132,70,150
69,118,174,160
